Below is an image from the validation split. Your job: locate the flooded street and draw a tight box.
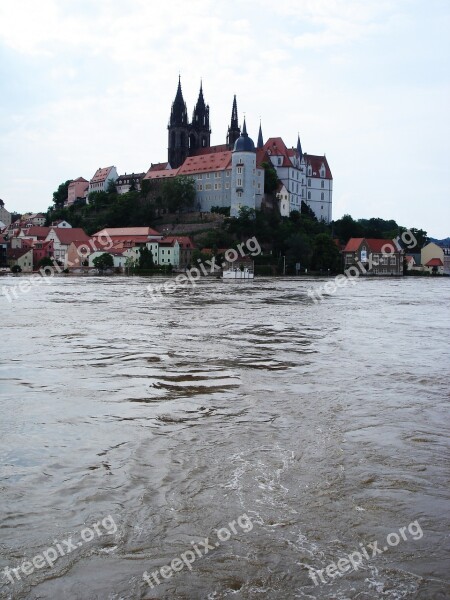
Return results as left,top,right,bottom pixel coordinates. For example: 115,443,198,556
0,275,449,599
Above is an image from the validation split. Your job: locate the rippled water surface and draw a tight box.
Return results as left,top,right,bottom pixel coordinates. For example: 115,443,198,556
0,275,449,600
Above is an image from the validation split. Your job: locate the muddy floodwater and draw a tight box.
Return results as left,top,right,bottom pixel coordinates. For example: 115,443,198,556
0,275,449,600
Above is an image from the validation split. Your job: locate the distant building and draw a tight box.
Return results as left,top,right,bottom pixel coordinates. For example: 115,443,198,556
45,227,90,265
144,118,264,216
159,77,333,220
0,200,12,228
88,166,119,200
116,173,145,194
0,234,7,268
147,236,194,268
343,238,403,275
51,220,72,228
7,248,33,272
421,243,444,274
66,178,89,206
276,183,290,217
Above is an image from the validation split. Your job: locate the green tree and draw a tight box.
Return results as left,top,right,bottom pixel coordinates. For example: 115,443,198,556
11,264,22,273
52,180,72,209
261,162,279,194
285,232,312,269
161,176,196,213
106,179,117,194
301,201,317,220
38,256,54,269
138,246,155,269
332,214,364,243
311,233,341,272
93,253,114,271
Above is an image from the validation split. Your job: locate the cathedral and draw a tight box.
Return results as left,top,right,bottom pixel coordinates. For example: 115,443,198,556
167,76,241,168
143,77,333,222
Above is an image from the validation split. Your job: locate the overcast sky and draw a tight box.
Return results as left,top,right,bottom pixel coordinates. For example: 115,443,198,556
0,0,448,237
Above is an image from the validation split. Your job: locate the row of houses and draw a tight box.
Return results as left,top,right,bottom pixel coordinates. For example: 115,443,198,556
0,222,194,273
343,238,450,275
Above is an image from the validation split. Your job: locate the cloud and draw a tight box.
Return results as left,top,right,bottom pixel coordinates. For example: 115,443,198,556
0,0,448,237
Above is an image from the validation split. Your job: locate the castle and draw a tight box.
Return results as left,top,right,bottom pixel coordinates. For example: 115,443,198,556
148,77,333,221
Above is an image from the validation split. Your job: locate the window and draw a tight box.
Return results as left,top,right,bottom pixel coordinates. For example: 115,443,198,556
206,173,210,179
321,192,324,200
308,179,311,186
197,174,202,180
214,183,221,190
237,166,242,174
226,170,230,177
390,256,396,265
205,183,212,190
237,178,242,187
321,180,324,188
345,255,353,264
308,191,311,199
278,158,282,165
321,205,323,209
225,183,230,189
197,184,203,191
214,172,220,178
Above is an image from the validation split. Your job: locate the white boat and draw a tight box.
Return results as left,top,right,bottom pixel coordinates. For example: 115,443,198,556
222,266,254,280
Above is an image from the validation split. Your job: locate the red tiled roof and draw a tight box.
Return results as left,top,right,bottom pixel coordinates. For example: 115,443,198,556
7,248,32,259
49,228,90,244
148,162,170,171
343,238,400,253
305,154,333,180
178,151,232,175
93,227,161,238
143,167,180,180
71,177,88,183
162,236,194,249
20,226,51,238
263,137,293,167
343,238,364,252
190,144,229,156
425,258,443,266
256,148,271,168
91,167,114,183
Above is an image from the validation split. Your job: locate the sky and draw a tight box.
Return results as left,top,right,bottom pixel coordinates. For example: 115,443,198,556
0,0,449,238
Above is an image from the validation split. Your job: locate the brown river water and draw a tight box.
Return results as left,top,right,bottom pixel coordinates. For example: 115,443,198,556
0,275,449,600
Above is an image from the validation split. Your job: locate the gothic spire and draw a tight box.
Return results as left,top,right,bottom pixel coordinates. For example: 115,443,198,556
242,117,248,136
227,95,241,148
169,76,188,127
257,120,264,148
192,80,209,130
297,133,303,160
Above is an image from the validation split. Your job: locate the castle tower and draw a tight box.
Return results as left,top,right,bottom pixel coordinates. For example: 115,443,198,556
226,95,241,149
168,76,189,168
230,118,257,217
189,81,211,152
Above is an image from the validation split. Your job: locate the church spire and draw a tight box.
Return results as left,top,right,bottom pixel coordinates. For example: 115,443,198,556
227,95,241,148
297,133,303,160
169,76,188,127
192,80,209,130
257,120,264,148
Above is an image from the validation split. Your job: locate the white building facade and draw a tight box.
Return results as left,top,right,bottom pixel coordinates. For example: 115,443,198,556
263,137,333,223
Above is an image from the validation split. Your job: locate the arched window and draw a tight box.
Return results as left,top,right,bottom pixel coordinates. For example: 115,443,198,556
308,191,311,199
